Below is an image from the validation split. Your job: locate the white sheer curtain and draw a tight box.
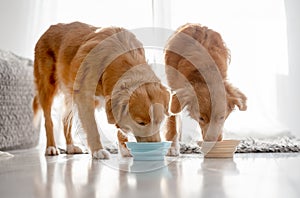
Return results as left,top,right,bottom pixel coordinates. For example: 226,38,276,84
29,0,290,144
28,0,153,58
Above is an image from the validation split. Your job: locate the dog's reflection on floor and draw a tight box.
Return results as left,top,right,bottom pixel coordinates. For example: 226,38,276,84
33,153,239,198
198,158,239,197
34,154,104,198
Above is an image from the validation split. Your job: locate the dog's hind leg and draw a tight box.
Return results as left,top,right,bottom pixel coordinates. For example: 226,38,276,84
35,57,60,155
62,96,83,154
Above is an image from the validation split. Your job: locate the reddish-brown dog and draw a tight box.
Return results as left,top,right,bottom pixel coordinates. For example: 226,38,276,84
164,23,247,155
33,22,170,159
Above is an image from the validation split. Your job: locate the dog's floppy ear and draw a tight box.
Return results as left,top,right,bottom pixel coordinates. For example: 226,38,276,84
170,87,197,114
105,96,128,124
170,93,181,114
159,84,171,116
225,82,247,111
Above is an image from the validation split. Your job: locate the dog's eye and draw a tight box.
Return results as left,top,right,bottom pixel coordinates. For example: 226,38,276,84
220,116,225,120
138,122,146,126
199,117,205,122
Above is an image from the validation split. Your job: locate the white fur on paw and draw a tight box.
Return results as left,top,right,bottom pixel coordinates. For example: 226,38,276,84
119,145,132,157
92,149,110,159
66,144,83,154
167,145,180,156
45,146,60,155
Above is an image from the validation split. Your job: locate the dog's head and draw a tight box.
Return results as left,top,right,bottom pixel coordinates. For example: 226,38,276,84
105,65,170,142
171,82,247,141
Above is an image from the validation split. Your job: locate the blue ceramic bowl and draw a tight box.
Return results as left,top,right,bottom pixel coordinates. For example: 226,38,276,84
125,141,172,161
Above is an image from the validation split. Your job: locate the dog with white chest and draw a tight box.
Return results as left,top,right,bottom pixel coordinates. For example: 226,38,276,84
164,23,247,155
33,22,170,159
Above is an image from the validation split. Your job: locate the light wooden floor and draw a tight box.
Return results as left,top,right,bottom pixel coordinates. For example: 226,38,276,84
0,148,299,198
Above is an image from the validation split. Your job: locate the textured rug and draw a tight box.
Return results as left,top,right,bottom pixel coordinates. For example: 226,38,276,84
97,135,300,155
180,136,300,154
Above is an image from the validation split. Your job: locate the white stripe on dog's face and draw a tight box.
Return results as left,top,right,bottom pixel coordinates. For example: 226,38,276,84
116,83,169,141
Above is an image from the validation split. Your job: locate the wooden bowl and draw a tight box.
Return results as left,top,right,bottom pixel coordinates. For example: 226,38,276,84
198,140,240,158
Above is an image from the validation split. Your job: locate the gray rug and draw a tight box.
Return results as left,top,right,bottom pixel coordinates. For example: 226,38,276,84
180,136,300,154
97,136,300,154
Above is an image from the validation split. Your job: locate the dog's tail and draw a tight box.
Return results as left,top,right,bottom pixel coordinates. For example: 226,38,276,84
32,57,42,128
32,94,41,128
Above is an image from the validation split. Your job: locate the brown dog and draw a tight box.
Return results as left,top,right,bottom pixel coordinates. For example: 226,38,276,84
164,23,247,155
33,22,170,159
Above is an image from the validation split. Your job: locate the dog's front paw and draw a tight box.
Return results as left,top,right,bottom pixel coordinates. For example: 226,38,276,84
45,146,60,156
119,145,132,157
167,143,180,156
92,149,110,159
66,144,83,154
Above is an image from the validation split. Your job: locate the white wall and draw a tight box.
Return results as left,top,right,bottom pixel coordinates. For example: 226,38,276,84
281,0,300,137
0,0,34,59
